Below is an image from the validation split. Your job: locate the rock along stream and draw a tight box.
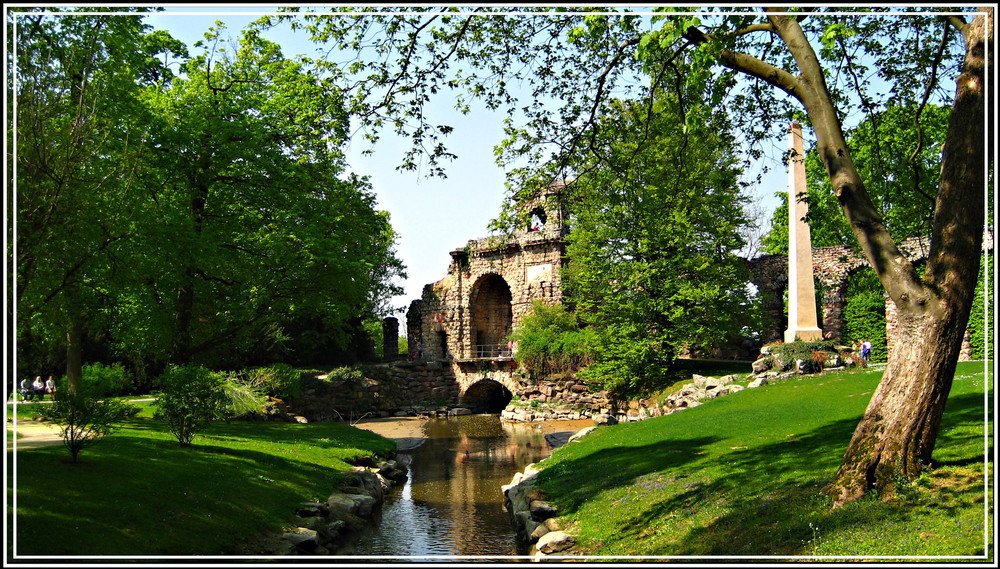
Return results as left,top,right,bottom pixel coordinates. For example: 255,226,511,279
348,414,593,560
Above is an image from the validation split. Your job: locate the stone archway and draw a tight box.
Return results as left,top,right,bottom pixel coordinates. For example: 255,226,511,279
461,378,513,413
469,273,513,358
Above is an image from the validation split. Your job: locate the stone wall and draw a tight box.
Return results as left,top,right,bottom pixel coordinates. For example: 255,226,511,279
748,235,987,361
287,361,461,422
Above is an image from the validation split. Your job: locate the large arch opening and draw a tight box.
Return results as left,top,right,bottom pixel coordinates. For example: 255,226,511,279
461,379,513,413
470,274,513,358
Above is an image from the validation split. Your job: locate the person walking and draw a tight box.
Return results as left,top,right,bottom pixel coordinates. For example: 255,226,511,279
860,339,873,362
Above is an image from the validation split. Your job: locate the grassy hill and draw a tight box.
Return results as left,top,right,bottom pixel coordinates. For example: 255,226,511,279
8,403,395,556
533,361,992,560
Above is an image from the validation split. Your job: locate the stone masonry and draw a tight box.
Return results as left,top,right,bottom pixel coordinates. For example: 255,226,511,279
407,183,571,404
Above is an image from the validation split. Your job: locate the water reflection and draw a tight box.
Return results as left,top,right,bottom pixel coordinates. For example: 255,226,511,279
351,414,592,560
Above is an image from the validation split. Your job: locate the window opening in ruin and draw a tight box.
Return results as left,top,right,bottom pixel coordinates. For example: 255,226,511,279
528,207,547,232
437,330,449,359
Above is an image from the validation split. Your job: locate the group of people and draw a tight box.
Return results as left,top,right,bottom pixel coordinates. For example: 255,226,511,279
17,375,56,401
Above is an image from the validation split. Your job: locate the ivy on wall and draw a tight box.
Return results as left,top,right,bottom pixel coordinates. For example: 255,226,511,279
841,269,887,363
967,255,992,360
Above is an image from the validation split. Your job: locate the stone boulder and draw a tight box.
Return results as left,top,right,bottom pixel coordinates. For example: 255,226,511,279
752,356,773,374
282,528,319,552
529,500,558,521
536,531,576,554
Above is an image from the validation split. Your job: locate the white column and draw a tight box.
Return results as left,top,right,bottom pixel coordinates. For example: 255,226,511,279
784,122,824,343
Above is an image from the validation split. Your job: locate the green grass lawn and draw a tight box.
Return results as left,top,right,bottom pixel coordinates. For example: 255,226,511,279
8,408,395,556
534,361,993,560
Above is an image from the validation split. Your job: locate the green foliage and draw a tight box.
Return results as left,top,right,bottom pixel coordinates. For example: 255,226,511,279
153,364,228,446
301,366,367,395
967,255,992,360
237,363,302,399
841,270,888,363
15,12,406,376
36,393,140,462
508,300,595,376
81,362,133,398
558,93,754,399
220,379,267,420
763,105,949,255
769,340,839,372
398,335,409,356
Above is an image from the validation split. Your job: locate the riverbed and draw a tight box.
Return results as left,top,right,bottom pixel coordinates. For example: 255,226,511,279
349,414,593,560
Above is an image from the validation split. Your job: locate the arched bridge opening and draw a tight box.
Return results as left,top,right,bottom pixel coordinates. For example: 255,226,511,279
461,378,513,414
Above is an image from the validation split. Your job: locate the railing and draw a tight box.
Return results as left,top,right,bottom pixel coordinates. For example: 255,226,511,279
473,344,515,359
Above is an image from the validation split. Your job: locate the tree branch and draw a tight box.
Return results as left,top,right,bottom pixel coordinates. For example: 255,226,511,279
684,26,804,102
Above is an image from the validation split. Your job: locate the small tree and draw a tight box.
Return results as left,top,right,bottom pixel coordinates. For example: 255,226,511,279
37,393,139,463
154,364,227,447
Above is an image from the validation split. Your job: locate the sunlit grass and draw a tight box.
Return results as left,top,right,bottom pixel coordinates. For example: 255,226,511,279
536,361,992,560
9,414,395,556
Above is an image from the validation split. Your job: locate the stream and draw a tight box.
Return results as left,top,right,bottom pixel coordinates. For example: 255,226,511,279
349,414,593,560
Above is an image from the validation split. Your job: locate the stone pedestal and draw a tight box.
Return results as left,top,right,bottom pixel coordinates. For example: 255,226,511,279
784,122,824,343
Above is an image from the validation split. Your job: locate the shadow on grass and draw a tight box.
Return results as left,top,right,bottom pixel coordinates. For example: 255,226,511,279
12,433,343,555
542,388,989,556
538,436,720,515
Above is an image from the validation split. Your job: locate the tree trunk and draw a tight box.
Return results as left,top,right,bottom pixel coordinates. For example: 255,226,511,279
823,10,989,506
825,302,970,505
65,318,83,398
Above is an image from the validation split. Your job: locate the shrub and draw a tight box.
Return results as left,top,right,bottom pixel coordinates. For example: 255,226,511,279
37,393,139,462
967,255,991,360
221,379,267,420
842,270,888,363
770,340,838,372
509,300,595,376
154,365,227,447
237,364,302,399
81,362,132,397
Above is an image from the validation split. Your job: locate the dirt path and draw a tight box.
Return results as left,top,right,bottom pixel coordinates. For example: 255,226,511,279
6,418,63,451
352,416,429,451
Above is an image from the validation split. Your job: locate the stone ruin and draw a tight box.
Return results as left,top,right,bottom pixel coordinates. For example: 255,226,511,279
364,184,991,422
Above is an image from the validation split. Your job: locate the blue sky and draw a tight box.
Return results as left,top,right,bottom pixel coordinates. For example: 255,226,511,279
141,5,789,325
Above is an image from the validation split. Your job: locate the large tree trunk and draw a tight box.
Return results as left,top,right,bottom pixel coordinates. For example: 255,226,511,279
823,10,990,506
826,302,972,505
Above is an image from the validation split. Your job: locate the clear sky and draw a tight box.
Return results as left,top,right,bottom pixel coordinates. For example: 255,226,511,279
140,5,789,329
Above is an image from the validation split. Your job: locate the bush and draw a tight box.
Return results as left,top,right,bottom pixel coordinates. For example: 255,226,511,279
509,300,595,376
842,269,888,363
221,379,267,420
769,340,838,372
154,365,227,447
967,255,991,360
237,364,302,399
81,362,132,397
37,393,139,462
